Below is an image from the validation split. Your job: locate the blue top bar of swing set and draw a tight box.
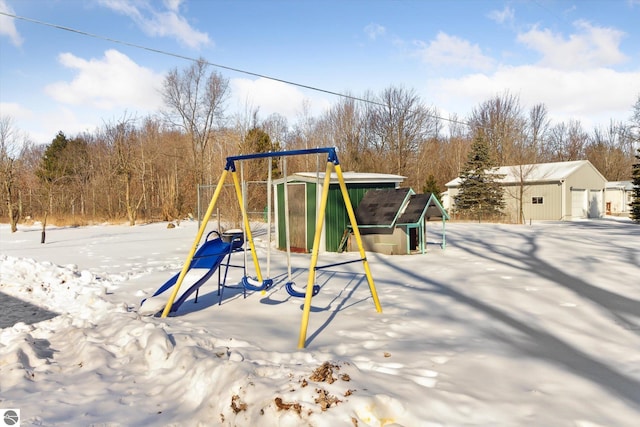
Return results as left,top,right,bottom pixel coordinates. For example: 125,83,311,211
224,147,339,172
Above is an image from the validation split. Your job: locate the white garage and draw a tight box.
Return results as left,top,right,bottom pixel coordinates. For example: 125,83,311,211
446,160,607,222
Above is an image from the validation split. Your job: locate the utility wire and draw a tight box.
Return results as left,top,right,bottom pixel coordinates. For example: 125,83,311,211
7,10,632,152
1,11,476,130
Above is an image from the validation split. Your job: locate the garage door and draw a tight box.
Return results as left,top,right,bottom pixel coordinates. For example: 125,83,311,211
571,189,586,219
589,190,603,218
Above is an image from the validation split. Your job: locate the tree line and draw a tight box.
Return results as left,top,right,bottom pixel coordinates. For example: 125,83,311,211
2,58,639,231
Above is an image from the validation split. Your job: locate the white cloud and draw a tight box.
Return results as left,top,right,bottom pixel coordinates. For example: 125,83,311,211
417,18,636,129
415,32,494,71
364,23,386,40
0,103,100,146
31,107,100,144
164,0,183,12
45,49,164,111
230,77,331,123
487,5,515,25
98,0,210,49
427,65,640,128
0,102,32,121
0,0,24,47
517,20,627,69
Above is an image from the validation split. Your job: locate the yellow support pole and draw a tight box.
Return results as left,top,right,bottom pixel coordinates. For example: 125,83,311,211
161,169,229,318
231,168,263,282
298,161,334,348
334,164,382,313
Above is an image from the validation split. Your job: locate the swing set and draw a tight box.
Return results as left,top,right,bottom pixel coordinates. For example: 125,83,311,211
160,147,382,348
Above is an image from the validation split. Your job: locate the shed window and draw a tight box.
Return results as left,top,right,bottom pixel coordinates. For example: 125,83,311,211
532,197,544,204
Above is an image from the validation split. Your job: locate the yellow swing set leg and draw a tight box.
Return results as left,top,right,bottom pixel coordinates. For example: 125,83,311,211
335,164,382,313
231,168,263,283
297,162,381,348
161,170,229,318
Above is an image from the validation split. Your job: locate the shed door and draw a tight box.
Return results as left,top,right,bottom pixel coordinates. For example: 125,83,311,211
588,190,603,218
571,189,586,218
288,183,307,252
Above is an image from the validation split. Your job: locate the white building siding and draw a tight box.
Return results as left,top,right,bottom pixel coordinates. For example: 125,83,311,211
606,189,627,213
502,182,563,222
605,181,633,214
527,183,562,221
445,160,607,222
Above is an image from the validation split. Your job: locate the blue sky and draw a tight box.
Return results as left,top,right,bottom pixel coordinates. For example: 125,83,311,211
1,0,639,145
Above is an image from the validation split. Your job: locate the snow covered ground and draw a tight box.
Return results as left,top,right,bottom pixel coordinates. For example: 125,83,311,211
1,219,639,426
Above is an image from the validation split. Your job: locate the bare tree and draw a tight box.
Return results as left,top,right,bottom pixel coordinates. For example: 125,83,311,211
528,103,551,162
586,120,634,181
156,128,190,221
469,91,527,165
262,113,289,143
440,114,471,183
90,131,120,220
545,120,588,161
0,115,28,232
415,111,448,192
290,99,321,171
161,58,229,186
366,86,436,183
320,95,366,170
138,117,166,217
15,143,44,220
102,116,146,226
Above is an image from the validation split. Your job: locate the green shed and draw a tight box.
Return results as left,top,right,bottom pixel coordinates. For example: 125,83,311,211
274,172,405,253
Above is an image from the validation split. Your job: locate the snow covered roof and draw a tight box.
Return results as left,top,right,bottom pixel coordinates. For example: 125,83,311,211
445,160,602,187
605,180,634,191
279,171,406,185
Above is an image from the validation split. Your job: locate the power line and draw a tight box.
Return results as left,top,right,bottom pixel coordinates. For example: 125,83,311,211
1,11,475,130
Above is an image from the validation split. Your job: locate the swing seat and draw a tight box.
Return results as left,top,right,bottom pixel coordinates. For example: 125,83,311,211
242,276,274,291
285,281,320,298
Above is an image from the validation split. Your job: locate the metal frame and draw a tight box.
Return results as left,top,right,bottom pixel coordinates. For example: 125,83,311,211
160,147,382,348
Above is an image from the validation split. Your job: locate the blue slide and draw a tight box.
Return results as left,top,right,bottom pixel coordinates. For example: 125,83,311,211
141,231,241,314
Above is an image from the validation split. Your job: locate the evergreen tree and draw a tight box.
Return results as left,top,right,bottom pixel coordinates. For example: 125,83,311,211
36,131,88,184
631,148,640,223
37,131,70,183
422,174,442,204
243,127,282,179
455,135,505,220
